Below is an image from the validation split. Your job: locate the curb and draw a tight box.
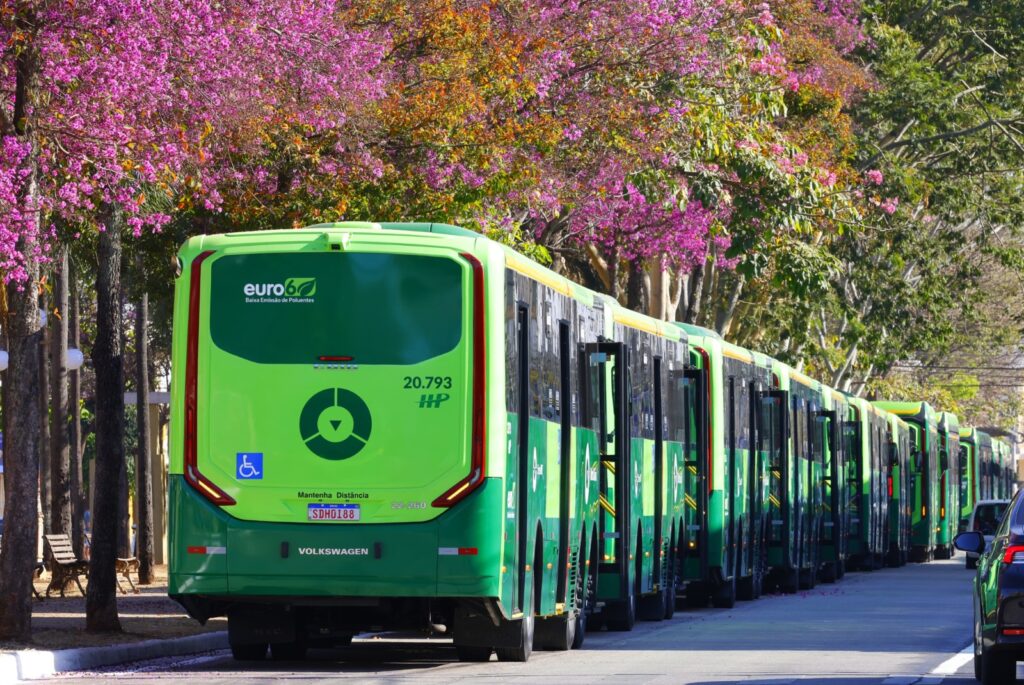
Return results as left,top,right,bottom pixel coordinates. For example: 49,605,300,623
1,630,228,681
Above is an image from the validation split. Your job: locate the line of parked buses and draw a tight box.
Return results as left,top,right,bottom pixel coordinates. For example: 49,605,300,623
168,223,1020,662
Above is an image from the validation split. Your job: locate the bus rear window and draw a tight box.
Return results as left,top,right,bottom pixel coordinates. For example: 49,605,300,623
209,252,462,364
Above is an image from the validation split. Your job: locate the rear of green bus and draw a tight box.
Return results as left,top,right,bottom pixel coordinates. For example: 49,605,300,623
168,225,500,656
875,401,938,562
959,427,978,531
935,412,960,558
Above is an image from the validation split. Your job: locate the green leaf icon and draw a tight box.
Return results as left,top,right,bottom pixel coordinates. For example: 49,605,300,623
285,277,317,297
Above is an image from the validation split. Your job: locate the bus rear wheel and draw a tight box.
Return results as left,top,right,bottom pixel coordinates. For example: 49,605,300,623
535,613,576,651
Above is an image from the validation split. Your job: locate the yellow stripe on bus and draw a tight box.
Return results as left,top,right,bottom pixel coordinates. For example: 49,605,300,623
506,256,574,296
613,311,664,337
723,347,753,363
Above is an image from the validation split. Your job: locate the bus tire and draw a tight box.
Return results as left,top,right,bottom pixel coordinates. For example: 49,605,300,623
535,613,575,651
639,590,667,621
495,613,534,662
711,576,736,609
571,559,590,648
736,575,756,601
605,592,636,631
798,567,816,590
663,576,677,620
780,567,799,594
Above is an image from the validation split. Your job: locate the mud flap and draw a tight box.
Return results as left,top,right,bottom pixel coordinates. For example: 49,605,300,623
453,605,527,650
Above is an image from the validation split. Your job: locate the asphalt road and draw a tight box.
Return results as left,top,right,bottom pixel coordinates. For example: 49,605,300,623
46,556,991,684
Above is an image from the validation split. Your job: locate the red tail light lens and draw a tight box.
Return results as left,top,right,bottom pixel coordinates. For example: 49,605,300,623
432,252,486,507
184,250,235,506
1002,545,1024,564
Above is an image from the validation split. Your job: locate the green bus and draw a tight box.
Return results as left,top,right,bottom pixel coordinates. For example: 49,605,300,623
674,325,773,607
959,426,980,531
818,389,851,582
962,428,994,501
874,402,940,562
168,222,697,662
994,437,1014,499
845,398,889,570
934,412,960,559
885,413,913,566
765,363,826,591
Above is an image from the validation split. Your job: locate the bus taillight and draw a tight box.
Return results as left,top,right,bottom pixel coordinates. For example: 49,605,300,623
184,250,236,507
433,252,486,507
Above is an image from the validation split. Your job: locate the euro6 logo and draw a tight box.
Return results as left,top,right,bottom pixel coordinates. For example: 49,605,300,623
285,277,317,297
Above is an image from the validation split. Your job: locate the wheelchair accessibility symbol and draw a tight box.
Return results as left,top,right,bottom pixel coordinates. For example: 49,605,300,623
300,388,372,461
236,452,263,480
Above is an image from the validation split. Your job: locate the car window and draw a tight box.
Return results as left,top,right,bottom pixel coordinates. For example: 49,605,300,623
996,494,1022,539
975,503,1008,535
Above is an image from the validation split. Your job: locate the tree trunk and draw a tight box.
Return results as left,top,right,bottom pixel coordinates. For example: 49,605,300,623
50,248,71,544
648,262,669,320
135,289,154,584
625,262,644,311
684,262,706,324
117,290,129,560
700,259,718,329
39,292,50,539
86,212,125,633
714,273,745,337
70,260,85,558
668,271,684,322
0,266,43,641
0,19,43,640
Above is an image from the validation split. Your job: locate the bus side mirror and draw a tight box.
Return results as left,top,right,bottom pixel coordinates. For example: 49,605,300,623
888,443,899,468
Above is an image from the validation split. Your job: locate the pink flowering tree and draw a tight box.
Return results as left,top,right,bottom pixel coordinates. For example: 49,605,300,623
0,0,388,640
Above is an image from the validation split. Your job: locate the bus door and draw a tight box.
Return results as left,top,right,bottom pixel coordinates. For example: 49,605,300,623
845,419,862,549
555,321,572,606
683,366,709,583
819,411,841,558
513,302,530,613
769,390,792,571
726,377,737,579
747,381,766,580
588,341,631,602
652,357,665,587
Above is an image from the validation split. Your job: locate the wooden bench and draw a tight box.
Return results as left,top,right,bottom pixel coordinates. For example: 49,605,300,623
83,533,141,595
115,556,140,594
44,533,88,597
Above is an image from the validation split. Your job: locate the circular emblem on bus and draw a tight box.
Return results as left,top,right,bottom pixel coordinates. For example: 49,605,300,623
299,388,372,460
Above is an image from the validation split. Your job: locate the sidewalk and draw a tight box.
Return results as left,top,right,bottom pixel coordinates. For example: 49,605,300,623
0,564,227,681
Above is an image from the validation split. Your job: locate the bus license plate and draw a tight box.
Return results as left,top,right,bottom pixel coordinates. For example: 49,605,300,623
307,503,360,522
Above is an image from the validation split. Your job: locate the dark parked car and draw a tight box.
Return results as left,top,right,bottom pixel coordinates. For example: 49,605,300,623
956,487,1024,684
